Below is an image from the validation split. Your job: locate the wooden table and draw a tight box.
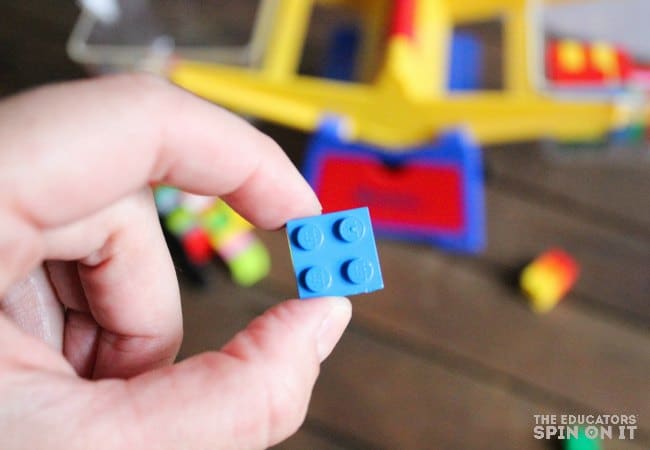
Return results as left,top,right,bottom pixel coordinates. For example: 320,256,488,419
1,2,648,449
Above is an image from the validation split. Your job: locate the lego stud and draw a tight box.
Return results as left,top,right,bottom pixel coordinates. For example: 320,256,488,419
343,258,374,284
301,266,332,293
293,224,324,251
336,216,365,242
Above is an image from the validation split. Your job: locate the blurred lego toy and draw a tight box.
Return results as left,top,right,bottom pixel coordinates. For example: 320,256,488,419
520,248,580,313
303,121,485,253
543,37,649,151
154,186,270,286
68,1,649,145
547,39,632,87
286,207,383,299
323,25,484,91
168,0,646,147
564,427,602,450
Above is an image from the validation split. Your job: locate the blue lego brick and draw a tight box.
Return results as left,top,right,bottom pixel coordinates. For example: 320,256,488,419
449,31,484,91
324,25,360,81
286,207,384,299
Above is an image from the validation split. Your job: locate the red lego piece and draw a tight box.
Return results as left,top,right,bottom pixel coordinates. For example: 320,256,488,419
390,0,415,40
182,228,213,264
616,50,633,80
541,249,580,290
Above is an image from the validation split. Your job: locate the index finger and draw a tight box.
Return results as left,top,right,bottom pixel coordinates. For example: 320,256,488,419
0,74,320,229
0,74,321,293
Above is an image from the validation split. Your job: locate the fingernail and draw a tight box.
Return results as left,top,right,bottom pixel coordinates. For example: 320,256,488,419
316,297,352,362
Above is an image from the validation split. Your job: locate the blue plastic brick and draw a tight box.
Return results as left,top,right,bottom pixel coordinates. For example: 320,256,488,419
449,31,484,91
324,25,360,81
286,207,384,299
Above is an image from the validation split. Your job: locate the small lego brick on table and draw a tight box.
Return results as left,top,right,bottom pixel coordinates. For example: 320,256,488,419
286,207,384,299
154,185,271,286
201,199,270,287
520,248,580,314
564,427,602,450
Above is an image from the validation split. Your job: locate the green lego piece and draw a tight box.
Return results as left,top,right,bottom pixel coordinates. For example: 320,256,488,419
201,206,229,232
165,207,196,236
228,241,271,287
564,428,602,450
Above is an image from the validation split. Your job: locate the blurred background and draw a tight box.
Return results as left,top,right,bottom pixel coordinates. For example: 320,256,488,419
1,1,648,449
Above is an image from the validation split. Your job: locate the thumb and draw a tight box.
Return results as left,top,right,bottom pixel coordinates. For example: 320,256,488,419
118,297,352,450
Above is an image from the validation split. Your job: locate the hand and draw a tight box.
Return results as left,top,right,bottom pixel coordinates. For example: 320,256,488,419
0,74,352,449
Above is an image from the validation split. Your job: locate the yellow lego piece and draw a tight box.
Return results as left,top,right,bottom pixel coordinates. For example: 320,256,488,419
200,200,253,248
558,40,586,74
520,264,563,313
591,42,618,79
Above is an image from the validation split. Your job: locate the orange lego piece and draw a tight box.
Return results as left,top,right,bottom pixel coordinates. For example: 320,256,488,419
520,248,580,313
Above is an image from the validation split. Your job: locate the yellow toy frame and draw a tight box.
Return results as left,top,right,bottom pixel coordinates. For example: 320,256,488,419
169,0,645,148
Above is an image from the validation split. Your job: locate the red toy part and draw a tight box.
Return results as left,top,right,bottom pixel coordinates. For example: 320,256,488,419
317,156,464,232
630,64,650,90
546,40,632,86
539,249,580,291
390,0,415,40
616,50,633,80
182,228,213,264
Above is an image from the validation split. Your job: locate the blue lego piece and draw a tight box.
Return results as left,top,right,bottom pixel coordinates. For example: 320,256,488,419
302,119,486,253
286,207,384,299
154,185,181,215
608,123,645,146
324,25,360,81
449,31,484,91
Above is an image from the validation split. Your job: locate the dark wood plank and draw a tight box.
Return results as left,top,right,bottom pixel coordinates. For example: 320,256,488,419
312,329,646,450
178,270,647,450
483,186,650,321
256,230,650,431
271,428,349,450
487,143,650,231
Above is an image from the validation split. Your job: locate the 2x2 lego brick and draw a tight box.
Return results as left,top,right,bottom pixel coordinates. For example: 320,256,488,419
286,207,384,299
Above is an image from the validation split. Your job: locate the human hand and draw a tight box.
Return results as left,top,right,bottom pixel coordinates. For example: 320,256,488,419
0,75,352,449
